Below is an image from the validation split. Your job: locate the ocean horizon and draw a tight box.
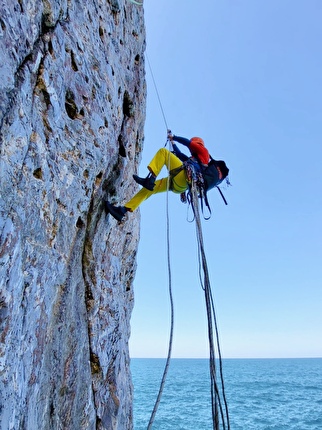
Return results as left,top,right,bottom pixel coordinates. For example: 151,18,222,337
131,357,322,429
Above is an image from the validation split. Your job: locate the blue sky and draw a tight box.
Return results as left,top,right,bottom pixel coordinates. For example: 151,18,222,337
129,0,322,358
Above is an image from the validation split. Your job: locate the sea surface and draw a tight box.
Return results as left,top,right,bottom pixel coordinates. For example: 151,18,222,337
131,358,322,430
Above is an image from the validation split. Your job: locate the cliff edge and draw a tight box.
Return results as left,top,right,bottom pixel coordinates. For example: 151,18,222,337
0,1,145,429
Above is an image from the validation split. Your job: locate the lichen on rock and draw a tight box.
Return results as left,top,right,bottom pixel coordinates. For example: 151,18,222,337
0,1,146,429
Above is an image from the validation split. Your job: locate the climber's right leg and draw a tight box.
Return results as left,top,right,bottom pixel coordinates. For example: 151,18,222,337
133,148,183,191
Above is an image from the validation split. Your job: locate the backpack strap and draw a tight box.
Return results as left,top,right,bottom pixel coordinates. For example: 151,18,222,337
216,186,228,205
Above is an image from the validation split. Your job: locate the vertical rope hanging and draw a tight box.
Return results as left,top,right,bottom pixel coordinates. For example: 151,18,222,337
147,146,174,429
190,183,230,430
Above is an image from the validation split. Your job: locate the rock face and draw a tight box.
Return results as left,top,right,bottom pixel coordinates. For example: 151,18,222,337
0,1,146,429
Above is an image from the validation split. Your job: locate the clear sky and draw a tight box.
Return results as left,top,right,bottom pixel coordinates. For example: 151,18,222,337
129,0,322,359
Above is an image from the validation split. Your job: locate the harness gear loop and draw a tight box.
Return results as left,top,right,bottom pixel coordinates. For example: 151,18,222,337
182,160,213,220
169,156,229,219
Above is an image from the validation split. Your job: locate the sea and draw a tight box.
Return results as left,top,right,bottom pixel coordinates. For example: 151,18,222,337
131,358,322,430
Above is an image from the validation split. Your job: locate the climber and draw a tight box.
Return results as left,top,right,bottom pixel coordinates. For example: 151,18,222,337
105,132,228,222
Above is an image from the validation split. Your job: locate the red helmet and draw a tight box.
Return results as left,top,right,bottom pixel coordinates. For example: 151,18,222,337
190,137,205,146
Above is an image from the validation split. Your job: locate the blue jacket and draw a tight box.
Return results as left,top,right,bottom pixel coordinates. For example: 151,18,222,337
172,135,191,162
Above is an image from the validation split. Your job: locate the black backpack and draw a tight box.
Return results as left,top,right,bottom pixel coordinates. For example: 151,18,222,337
199,157,230,216
203,157,229,191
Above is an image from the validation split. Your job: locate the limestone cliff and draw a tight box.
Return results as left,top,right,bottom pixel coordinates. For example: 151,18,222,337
0,1,145,429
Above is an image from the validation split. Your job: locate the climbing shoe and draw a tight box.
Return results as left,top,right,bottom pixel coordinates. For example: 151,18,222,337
133,174,155,191
105,201,128,222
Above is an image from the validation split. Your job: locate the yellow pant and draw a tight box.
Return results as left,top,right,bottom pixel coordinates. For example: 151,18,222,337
125,148,188,211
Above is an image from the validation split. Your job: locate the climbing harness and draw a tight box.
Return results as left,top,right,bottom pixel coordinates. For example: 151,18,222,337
169,158,229,221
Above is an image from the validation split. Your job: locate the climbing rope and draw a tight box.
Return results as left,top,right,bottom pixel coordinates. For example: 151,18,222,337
147,143,174,430
144,53,174,428
146,53,169,131
190,183,231,430
144,54,230,429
